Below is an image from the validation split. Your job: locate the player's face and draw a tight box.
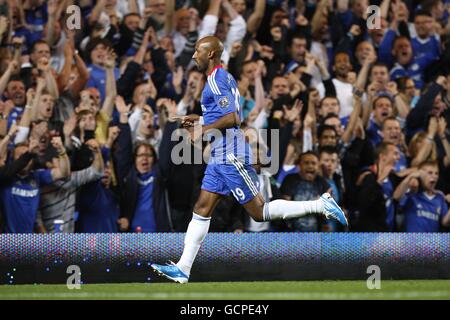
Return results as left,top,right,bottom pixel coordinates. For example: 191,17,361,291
299,154,319,182
382,119,402,144
420,165,439,192
192,42,209,72
135,145,155,174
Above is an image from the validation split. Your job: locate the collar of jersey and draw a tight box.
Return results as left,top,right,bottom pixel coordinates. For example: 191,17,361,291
208,65,223,76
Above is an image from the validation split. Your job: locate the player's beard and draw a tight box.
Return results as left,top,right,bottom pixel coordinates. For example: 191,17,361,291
195,59,208,73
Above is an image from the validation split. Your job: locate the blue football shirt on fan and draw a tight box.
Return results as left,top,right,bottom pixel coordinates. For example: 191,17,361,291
366,119,382,148
131,171,156,233
24,3,47,44
0,169,53,233
394,150,408,173
86,64,120,102
380,178,395,231
76,180,119,233
401,191,448,232
411,36,440,68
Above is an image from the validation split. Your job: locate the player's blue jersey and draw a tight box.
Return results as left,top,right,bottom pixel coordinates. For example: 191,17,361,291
201,66,251,164
400,191,448,232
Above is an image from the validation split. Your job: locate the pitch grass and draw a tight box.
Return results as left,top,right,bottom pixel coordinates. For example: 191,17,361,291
0,280,449,300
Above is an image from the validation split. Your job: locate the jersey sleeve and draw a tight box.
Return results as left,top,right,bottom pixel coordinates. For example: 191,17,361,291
36,169,54,186
398,191,412,211
210,70,239,117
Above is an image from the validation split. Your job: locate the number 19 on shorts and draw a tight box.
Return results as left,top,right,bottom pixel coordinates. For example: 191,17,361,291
231,188,246,201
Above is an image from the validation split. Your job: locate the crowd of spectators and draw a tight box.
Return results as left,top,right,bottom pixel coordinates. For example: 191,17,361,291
0,0,449,234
